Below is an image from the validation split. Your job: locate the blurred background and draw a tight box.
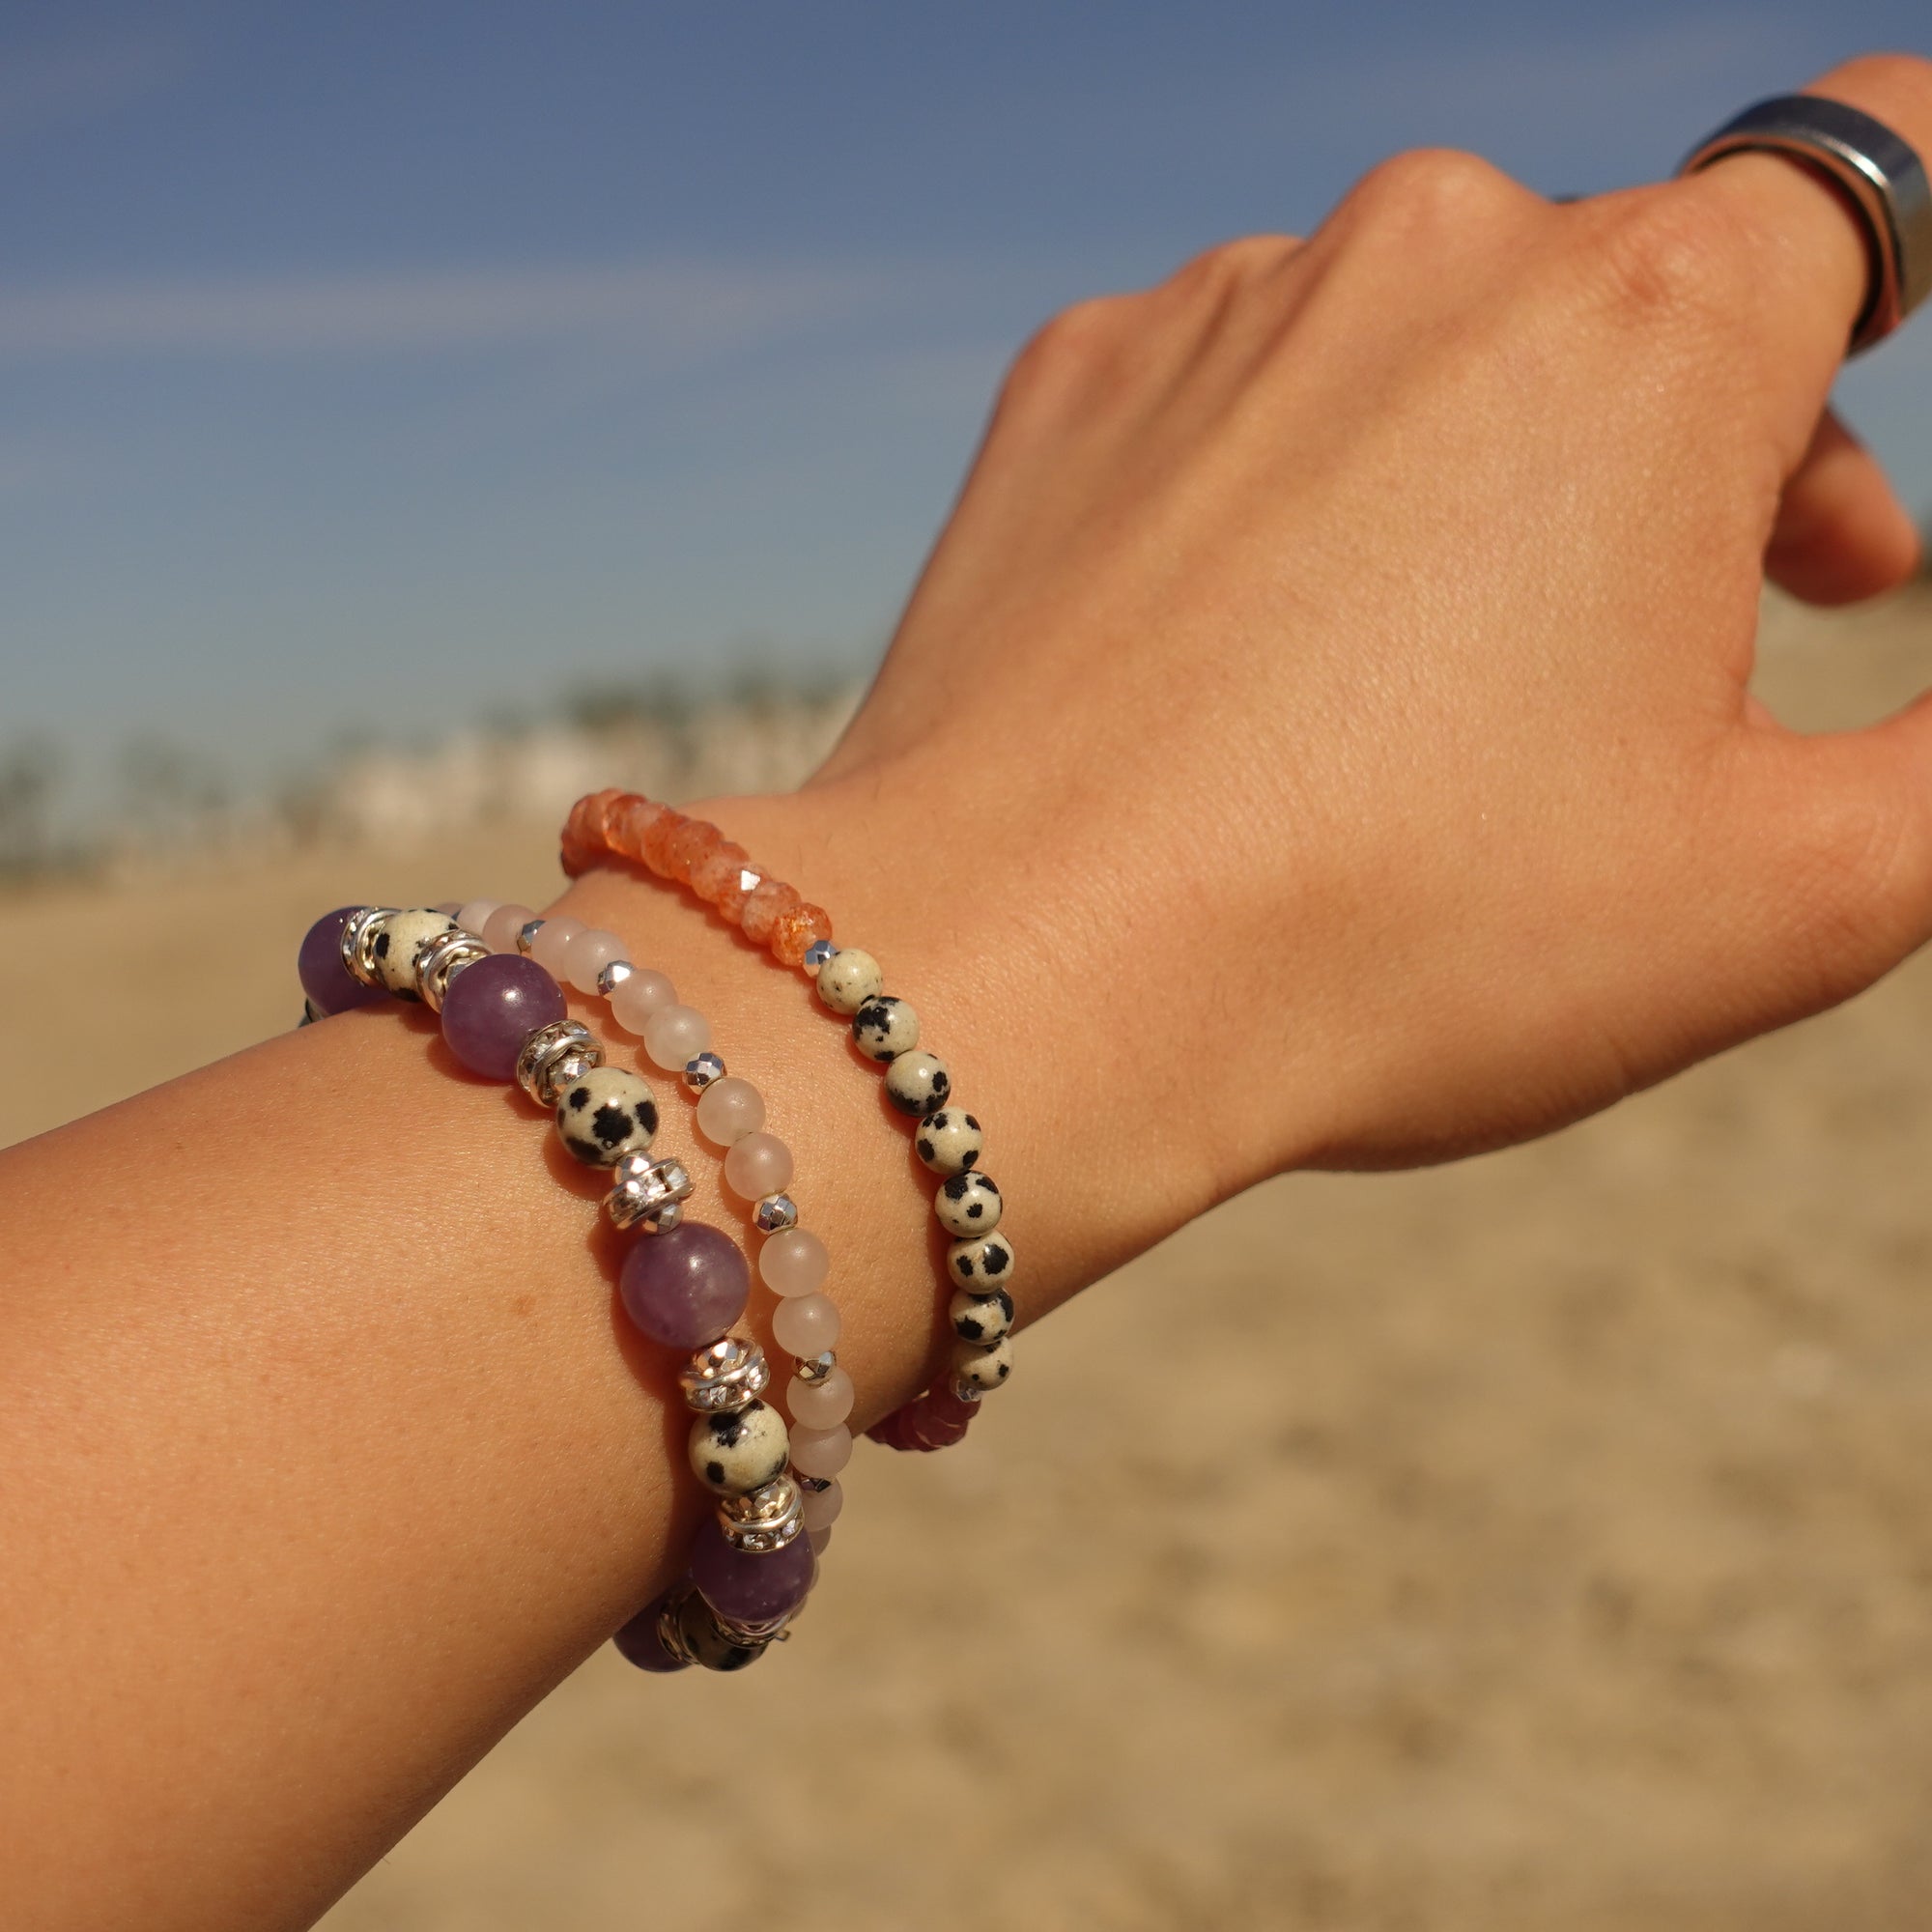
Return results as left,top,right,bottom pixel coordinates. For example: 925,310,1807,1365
7,4,1932,1927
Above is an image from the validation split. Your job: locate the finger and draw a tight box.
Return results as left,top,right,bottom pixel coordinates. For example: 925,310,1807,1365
1766,406,1923,604
1675,55,1932,456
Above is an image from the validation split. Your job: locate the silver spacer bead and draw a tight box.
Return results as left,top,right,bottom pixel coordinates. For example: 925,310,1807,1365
682,1050,726,1093
340,906,399,989
680,1336,772,1413
795,1472,834,1493
514,1018,602,1108
802,938,838,973
753,1191,798,1234
716,1470,805,1554
414,928,491,1012
595,958,635,998
950,1375,985,1406
298,997,326,1028
516,917,546,955
605,1151,693,1232
794,1350,837,1386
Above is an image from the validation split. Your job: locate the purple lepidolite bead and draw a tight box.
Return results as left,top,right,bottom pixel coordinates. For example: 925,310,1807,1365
688,1517,813,1627
619,1222,749,1350
612,1591,690,1673
298,907,386,1016
439,952,567,1081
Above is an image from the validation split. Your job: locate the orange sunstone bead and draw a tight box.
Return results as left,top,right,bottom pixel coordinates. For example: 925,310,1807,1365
740,877,801,944
612,795,670,863
639,810,690,878
770,901,834,967
689,839,752,905
663,817,722,885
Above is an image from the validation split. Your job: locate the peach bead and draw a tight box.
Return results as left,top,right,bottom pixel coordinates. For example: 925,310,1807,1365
771,901,835,968
613,796,670,863
456,898,501,938
640,810,689,877
480,903,533,954
724,1131,792,1200
664,817,720,885
528,916,583,976
642,1004,711,1071
759,1228,829,1297
787,1420,853,1478
695,1075,765,1147
689,840,752,907
789,1366,853,1430
609,968,677,1033
772,1292,839,1356
799,1476,844,1529
740,878,800,944
566,928,625,993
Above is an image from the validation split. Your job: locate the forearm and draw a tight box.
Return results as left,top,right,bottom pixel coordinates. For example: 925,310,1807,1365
0,780,1230,1931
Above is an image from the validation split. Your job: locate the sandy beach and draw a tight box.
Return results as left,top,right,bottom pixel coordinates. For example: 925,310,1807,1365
8,587,1932,1931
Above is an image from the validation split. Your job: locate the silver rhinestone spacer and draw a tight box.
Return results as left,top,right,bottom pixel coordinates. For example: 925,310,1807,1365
605,1151,693,1232
340,907,399,989
679,1336,772,1413
516,917,546,955
595,959,635,998
717,1471,805,1554
514,1018,602,1108
803,938,838,973
753,1192,798,1234
794,1350,837,1386
682,1051,726,1093
414,928,491,1012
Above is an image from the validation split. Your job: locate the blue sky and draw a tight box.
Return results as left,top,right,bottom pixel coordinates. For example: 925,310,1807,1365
3,0,1930,810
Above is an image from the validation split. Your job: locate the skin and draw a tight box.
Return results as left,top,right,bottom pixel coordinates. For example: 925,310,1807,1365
4,50,1932,1932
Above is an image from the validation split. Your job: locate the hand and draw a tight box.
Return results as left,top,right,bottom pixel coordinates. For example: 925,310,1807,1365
740,54,1932,1193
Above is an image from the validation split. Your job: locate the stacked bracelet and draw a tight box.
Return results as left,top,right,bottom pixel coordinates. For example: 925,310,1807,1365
294,902,826,1674
559,790,1016,1453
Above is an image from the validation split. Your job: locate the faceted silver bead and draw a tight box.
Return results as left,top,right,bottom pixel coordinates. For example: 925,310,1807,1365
753,1191,799,1234
605,1151,693,1232
949,1375,985,1406
413,928,490,1012
595,958,636,998
339,906,399,988
716,1470,805,1554
516,917,546,955
682,1050,727,1093
680,1336,772,1414
514,1018,602,1109
794,1350,837,1386
795,1472,834,1493
802,938,838,973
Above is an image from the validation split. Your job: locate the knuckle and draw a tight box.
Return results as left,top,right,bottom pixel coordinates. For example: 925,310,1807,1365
998,296,1130,412
1163,234,1298,299
1580,187,1755,344
1335,147,1525,241
1776,781,1916,994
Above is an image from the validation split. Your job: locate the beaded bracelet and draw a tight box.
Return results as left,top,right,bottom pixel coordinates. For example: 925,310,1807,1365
294,902,825,1673
559,790,1015,1452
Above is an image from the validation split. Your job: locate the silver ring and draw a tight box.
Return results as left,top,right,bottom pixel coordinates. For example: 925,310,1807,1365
1679,94,1932,355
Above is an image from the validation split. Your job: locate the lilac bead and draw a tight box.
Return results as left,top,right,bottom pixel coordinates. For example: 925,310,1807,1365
440,953,566,1081
298,907,385,1016
612,1591,690,1673
688,1517,813,1626
619,1222,750,1350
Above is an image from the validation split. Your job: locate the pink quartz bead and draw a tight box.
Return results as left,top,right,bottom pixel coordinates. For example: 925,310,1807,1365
695,1075,765,1147
788,1422,853,1479
481,902,535,955
772,1291,839,1356
759,1228,829,1297
642,1004,711,1071
799,1477,844,1530
609,968,677,1033
788,1365,854,1430
566,927,625,993
807,1525,834,1555
456,897,500,937
724,1131,793,1201
528,916,583,976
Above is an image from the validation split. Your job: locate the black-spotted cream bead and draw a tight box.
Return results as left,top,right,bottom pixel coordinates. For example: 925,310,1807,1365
816,948,883,1015
851,996,919,1063
914,1108,982,1177
949,1230,1014,1291
950,1285,1014,1347
885,1051,950,1119
374,908,460,999
688,1400,790,1495
953,1334,1014,1392
934,1170,1001,1238
554,1065,660,1167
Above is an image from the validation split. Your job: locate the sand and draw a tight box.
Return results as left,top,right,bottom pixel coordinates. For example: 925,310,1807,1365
8,589,1932,1931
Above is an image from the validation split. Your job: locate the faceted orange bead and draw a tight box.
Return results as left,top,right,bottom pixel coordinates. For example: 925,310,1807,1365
640,810,689,878
740,877,800,944
770,901,834,967
613,795,671,864
663,817,722,886
689,839,751,905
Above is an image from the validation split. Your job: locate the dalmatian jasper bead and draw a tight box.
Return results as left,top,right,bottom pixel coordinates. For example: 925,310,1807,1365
374,908,460,1000
554,1065,660,1167
688,1399,791,1495
950,1285,1014,1347
884,1051,950,1119
934,1169,1001,1238
949,1230,1014,1290
913,1108,982,1177
816,947,884,1015
851,995,919,1063
953,1334,1014,1392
